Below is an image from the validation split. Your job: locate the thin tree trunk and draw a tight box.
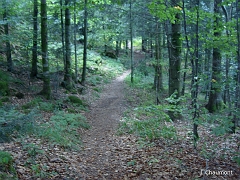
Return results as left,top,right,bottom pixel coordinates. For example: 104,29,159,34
154,22,163,105
60,0,66,69
74,0,78,83
81,0,88,86
40,0,51,99
31,0,38,77
62,0,72,89
3,0,12,72
181,0,189,96
193,0,200,147
130,0,134,83
116,40,119,58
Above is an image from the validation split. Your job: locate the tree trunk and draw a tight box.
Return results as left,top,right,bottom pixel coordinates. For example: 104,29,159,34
130,0,134,83
31,0,38,78
62,0,73,89
206,0,224,113
40,0,51,99
169,0,181,98
154,22,163,103
116,40,119,58
81,0,88,86
142,37,147,52
3,0,13,72
74,0,78,83
60,0,66,69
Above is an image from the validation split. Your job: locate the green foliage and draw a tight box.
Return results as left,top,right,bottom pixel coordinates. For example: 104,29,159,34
1,97,10,102
165,91,186,120
0,70,10,96
40,111,90,148
0,106,39,142
38,102,55,112
23,143,44,158
125,72,154,90
0,150,16,178
0,81,9,96
118,105,176,141
233,155,240,166
22,97,42,110
68,95,83,105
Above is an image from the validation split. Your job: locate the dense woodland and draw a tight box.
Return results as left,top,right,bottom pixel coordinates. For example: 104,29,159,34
0,0,240,179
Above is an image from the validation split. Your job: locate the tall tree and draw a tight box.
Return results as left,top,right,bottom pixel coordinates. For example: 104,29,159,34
3,0,13,72
81,0,88,86
192,0,200,147
206,0,224,113
232,0,240,133
62,0,73,89
40,0,51,99
130,0,134,83
74,0,78,83
60,0,66,69
169,0,182,98
31,0,38,77
154,22,163,104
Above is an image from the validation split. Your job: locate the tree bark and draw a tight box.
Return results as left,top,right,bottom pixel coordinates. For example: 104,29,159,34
60,0,66,70
3,0,13,72
62,0,73,89
169,0,181,98
40,0,51,99
74,0,78,83
206,0,224,113
154,22,163,104
81,0,88,86
31,0,38,77
130,0,134,83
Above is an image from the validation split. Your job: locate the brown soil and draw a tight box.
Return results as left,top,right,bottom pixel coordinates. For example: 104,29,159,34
78,70,131,179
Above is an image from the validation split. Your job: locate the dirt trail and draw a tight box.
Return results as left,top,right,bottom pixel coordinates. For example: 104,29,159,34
78,70,132,179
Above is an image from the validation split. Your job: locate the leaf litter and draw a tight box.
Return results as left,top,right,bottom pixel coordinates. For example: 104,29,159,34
0,69,239,180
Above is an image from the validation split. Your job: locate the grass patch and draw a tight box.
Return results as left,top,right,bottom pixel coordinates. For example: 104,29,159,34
0,106,39,143
118,105,177,141
39,111,90,149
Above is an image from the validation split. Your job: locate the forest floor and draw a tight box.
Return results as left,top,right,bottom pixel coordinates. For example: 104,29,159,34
0,51,240,179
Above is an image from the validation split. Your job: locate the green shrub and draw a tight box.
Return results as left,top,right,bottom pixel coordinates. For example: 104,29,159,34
0,150,16,178
68,95,83,105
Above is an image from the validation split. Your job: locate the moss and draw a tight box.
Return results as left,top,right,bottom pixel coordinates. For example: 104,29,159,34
68,95,83,105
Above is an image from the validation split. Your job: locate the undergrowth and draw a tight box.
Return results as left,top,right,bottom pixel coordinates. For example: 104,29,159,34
0,106,39,143
119,71,178,143
39,111,90,149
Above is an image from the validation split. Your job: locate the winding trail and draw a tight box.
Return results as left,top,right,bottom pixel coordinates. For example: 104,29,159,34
78,70,132,179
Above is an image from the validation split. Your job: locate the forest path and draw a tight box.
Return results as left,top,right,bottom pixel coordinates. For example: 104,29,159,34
78,70,133,179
